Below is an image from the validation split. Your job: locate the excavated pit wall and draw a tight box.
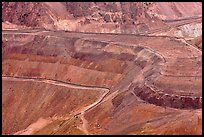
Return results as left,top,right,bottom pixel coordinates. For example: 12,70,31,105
128,47,202,109
2,32,202,109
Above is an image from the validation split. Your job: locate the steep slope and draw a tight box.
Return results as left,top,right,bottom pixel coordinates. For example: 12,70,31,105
2,2,202,135
2,29,202,135
2,2,202,33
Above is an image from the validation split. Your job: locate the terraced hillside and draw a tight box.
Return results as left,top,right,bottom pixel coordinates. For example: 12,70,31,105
2,28,202,135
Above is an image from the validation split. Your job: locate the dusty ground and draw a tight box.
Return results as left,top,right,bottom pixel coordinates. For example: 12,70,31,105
2,2,202,33
2,27,202,135
2,2,202,135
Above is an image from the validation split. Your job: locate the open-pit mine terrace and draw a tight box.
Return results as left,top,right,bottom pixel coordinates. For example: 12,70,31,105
2,29,202,135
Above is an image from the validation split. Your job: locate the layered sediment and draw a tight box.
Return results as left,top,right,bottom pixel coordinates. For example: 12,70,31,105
2,29,202,135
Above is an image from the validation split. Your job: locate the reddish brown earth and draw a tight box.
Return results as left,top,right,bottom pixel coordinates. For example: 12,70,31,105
2,2,202,135
2,2,202,33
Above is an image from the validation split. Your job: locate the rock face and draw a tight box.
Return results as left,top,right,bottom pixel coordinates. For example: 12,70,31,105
2,29,202,135
2,2,202,33
2,2,202,135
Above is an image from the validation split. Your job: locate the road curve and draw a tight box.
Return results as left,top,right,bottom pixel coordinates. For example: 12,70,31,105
2,75,110,135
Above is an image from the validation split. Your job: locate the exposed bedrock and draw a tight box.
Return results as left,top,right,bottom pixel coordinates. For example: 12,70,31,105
133,85,202,109
2,2,202,33
2,31,202,117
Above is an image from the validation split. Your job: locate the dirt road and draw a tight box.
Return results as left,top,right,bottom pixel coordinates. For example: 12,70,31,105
3,75,110,135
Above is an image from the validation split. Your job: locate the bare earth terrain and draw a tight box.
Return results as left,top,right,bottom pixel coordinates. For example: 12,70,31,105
2,2,202,135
